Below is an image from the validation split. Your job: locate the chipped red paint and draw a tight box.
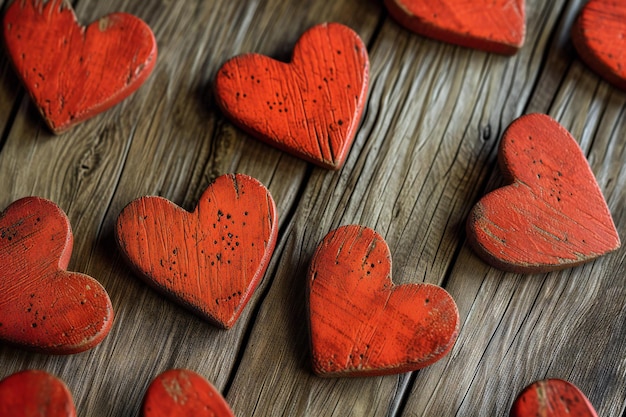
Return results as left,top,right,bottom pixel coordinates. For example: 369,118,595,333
3,0,157,133
142,369,234,417
572,0,626,90
0,197,113,354
467,113,620,273
0,370,76,417
116,174,278,329
214,23,369,170
510,379,598,417
307,225,459,377
384,0,526,55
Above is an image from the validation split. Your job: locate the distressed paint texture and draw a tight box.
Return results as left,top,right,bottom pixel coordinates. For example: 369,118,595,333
510,379,598,417
142,369,234,417
3,0,157,133
307,225,459,377
467,113,620,273
214,23,369,170
0,370,76,417
116,174,278,329
0,197,113,354
384,0,526,54
572,0,626,90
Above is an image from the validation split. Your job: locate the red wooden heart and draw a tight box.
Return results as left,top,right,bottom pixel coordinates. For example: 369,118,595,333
510,379,598,417
142,369,234,417
3,0,157,134
116,174,278,329
0,197,114,354
214,23,369,170
572,0,626,90
384,0,525,55
0,370,76,417
467,113,620,273
308,225,459,377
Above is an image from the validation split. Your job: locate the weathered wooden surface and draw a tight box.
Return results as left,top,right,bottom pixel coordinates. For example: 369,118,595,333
0,0,624,416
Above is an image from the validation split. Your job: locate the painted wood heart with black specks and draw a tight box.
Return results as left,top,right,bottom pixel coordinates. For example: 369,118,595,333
308,225,459,377
0,197,113,354
467,113,620,273
214,23,369,170
116,174,278,329
3,0,157,133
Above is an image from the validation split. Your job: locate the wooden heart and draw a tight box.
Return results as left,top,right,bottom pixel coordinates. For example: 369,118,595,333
308,225,459,377
3,0,157,133
214,23,369,170
572,0,626,90
142,369,234,417
384,0,525,55
116,174,278,329
467,113,620,273
0,370,76,417
510,379,598,417
0,197,114,354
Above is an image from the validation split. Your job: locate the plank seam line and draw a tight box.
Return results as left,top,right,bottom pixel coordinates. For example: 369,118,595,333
0,90,24,154
366,8,388,52
523,2,575,116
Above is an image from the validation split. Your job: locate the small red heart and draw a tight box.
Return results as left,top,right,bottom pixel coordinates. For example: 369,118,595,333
467,113,620,273
0,197,113,354
308,225,459,377
572,0,626,90
510,379,598,417
3,0,157,133
116,174,278,329
0,370,76,417
142,369,234,417
214,23,369,170
384,0,526,55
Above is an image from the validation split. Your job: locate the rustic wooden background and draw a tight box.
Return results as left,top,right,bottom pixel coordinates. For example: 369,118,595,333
1,0,625,415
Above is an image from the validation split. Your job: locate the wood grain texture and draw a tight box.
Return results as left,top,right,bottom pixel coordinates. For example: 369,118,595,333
3,0,157,133
384,0,525,54
308,225,459,377
467,113,620,273
116,173,278,329
0,0,624,416
142,369,234,417
215,23,369,170
510,379,598,417
571,0,626,90
0,197,113,354
0,370,76,417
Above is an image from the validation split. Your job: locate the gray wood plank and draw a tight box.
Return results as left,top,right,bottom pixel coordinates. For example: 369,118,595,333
224,1,570,416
